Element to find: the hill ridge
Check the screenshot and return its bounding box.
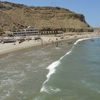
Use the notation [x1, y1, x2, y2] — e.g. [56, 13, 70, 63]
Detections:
[0, 1, 93, 33]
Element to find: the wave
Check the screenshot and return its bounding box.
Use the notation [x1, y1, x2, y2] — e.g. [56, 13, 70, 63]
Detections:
[40, 37, 100, 93]
[41, 86, 61, 94]
[40, 61, 60, 93]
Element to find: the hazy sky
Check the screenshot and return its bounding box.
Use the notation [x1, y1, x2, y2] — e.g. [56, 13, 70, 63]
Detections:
[1, 0, 100, 27]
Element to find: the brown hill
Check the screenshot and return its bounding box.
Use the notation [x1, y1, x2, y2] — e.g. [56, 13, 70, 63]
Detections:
[0, 1, 93, 32]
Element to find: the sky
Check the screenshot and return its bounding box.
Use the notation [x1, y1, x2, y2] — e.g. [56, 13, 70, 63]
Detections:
[1, 0, 100, 27]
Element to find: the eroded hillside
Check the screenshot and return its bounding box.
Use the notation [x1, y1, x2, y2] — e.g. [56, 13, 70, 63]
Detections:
[0, 1, 93, 32]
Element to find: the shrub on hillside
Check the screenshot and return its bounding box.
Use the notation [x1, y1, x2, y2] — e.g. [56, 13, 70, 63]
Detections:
[0, 28, 5, 36]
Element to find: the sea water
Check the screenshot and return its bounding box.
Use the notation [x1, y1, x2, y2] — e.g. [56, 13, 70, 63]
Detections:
[0, 38, 100, 100]
[36, 37, 100, 100]
[0, 42, 71, 100]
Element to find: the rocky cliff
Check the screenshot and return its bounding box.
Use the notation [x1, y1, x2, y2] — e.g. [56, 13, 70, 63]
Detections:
[0, 1, 93, 32]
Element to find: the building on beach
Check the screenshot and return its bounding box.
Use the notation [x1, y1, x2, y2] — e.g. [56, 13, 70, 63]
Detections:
[5, 26, 64, 37]
[13, 26, 40, 36]
[40, 28, 64, 35]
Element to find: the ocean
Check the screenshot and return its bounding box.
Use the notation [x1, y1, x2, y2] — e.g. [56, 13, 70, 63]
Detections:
[0, 38, 100, 100]
[36, 37, 100, 100]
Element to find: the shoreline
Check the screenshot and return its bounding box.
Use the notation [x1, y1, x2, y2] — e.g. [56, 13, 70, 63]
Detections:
[0, 32, 99, 57]
[0, 38, 72, 57]
[0, 36, 76, 99]
[0, 32, 100, 99]
[40, 35, 100, 93]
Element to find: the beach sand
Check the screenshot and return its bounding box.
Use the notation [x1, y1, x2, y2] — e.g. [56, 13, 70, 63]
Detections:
[0, 32, 98, 56]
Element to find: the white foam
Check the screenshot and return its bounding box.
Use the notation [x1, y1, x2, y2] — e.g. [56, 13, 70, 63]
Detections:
[40, 51, 72, 93]
[74, 37, 91, 45]
[6, 91, 10, 97]
[49, 87, 61, 93]
[55, 47, 61, 49]
[40, 86, 49, 93]
[47, 61, 60, 79]
[40, 61, 60, 93]
[74, 37, 100, 45]
[40, 37, 100, 93]
[60, 50, 71, 60]
[41, 86, 61, 94]
[19, 91, 23, 94]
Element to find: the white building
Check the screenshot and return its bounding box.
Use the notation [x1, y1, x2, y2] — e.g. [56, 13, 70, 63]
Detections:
[13, 26, 40, 36]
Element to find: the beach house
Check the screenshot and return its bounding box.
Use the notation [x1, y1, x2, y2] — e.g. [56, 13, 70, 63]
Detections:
[40, 28, 64, 35]
[13, 26, 40, 36]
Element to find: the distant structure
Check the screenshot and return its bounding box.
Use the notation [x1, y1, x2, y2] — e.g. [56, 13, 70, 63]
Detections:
[13, 26, 40, 36]
[4, 26, 64, 37]
[40, 28, 64, 35]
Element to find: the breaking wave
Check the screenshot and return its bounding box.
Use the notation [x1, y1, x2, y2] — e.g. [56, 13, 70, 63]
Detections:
[40, 37, 96, 93]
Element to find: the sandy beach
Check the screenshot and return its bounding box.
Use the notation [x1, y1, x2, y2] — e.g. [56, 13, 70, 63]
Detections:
[0, 32, 99, 56]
